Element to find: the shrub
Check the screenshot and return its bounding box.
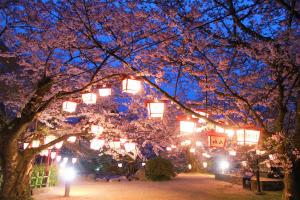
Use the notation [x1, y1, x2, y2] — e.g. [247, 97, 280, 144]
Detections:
[145, 157, 175, 181]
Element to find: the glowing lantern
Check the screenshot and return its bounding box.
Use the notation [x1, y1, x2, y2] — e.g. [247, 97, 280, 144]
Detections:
[180, 119, 197, 135]
[56, 155, 62, 162]
[109, 141, 121, 149]
[256, 149, 266, 155]
[118, 163, 123, 168]
[181, 139, 191, 146]
[91, 125, 104, 136]
[62, 101, 77, 113]
[122, 78, 142, 94]
[190, 148, 196, 153]
[72, 158, 77, 164]
[188, 164, 192, 170]
[196, 141, 202, 147]
[202, 152, 211, 158]
[63, 157, 68, 163]
[45, 135, 56, 149]
[225, 129, 235, 137]
[146, 101, 165, 119]
[67, 136, 77, 143]
[203, 162, 208, 168]
[32, 140, 40, 148]
[23, 143, 29, 149]
[90, 139, 105, 150]
[120, 138, 127, 143]
[229, 150, 236, 156]
[124, 142, 136, 152]
[55, 141, 63, 149]
[215, 126, 225, 133]
[50, 152, 56, 159]
[236, 128, 260, 146]
[40, 150, 48, 156]
[166, 147, 172, 151]
[98, 86, 112, 97]
[82, 93, 97, 104]
[142, 162, 146, 166]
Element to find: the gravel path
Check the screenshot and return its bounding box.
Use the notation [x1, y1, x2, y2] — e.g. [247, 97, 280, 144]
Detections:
[33, 173, 280, 200]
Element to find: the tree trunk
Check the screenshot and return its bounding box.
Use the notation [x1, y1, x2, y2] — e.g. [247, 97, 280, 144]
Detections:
[0, 137, 34, 200]
[283, 172, 293, 200]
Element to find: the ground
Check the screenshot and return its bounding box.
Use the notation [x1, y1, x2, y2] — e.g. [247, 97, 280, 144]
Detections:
[33, 173, 282, 200]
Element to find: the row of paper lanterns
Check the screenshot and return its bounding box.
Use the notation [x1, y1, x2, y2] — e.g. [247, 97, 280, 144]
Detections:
[90, 138, 136, 152]
[62, 78, 143, 113]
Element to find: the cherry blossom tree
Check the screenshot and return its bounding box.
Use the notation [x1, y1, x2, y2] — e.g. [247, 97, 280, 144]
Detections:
[0, 1, 299, 200]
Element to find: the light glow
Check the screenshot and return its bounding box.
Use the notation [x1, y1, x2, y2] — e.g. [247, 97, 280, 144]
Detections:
[203, 162, 208, 168]
[55, 141, 63, 149]
[91, 125, 104, 136]
[180, 120, 196, 134]
[67, 136, 77, 143]
[118, 163, 123, 168]
[236, 129, 260, 145]
[166, 147, 172, 151]
[122, 78, 141, 94]
[82, 93, 97, 104]
[98, 88, 112, 97]
[90, 139, 105, 150]
[60, 166, 76, 182]
[50, 152, 56, 159]
[147, 102, 165, 119]
[72, 158, 77, 164]
[62, 101, 77, 113]
[32, 140, 40, 148]
[124, 142, 136, 152]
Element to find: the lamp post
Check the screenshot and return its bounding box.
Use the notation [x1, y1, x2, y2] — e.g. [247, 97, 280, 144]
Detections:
[60, 166, 76, 197]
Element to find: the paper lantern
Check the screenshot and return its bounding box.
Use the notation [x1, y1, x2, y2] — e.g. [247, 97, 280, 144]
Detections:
[146, 101, 165, 119]
[63, 157, 68, 163]
[98, 87, 112, 97]
[91, 125, 104, 136]
[166, 147, 172, 151]
[142, 162, 146, 166]
[62, 101, 77, 113]
[203, 162, 208, 168]
[90, 139, 105, 150]
[118, 163, 123, 168]
[72, 158, 77, 164]
[236, 128, 260, 146]
[120, 138, 127, 143]
[180, 120, 197, 135]
[40, 150, 48, 156]
[55, 141, 63, 149]
[50, 152, 56, 159]
[122, 78, 141, 94]
[32, 140, 40, 148]
[229, 150, 236, 156]
[23, 143, 29, 149]
[67, 136, 77, 143]
[82, 93, 97, 104]
[109, 141, 121, 149]
[180, 139, 191, 146]
[196, 141, 202, 146]
[225, 129, 235, 137]
[188, 164, 192, 170]
[202, 152, 211, 158]
[45, 135, 56, 149]
[190, 148, 196, 153]
[56, 155, 62, 162]
[124, 142, 136, 152]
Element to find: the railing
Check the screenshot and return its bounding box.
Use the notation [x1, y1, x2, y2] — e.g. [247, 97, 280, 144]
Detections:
[30, 170, 51, 188]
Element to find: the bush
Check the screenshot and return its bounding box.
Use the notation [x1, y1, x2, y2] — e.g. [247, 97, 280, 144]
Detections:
[145, 157, 175, 181]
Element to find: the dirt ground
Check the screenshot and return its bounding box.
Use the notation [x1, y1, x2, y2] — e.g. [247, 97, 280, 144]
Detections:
[33, 173, 281, 200]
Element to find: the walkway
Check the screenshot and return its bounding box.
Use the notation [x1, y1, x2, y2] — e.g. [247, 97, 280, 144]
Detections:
[33, 173, 281, 200]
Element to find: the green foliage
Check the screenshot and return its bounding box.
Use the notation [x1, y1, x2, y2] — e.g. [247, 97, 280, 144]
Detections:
[145, 157, 175, 181]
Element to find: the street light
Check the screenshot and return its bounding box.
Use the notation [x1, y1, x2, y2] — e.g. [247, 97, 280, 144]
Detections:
[60, 166, 76, 197]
